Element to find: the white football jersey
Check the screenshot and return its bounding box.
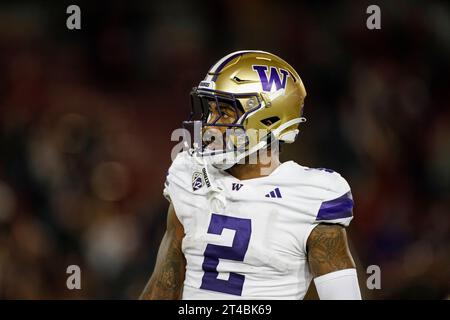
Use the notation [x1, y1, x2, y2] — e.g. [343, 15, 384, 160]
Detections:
[163, 151, 354, 300]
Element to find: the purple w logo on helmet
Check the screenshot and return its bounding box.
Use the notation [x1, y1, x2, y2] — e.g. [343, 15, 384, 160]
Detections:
[252, 65, 290, 92]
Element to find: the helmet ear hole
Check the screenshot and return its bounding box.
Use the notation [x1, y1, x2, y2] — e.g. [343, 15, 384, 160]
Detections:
[261, 116, 280, 127]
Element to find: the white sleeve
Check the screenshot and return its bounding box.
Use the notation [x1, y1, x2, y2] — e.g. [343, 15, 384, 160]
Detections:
[314, 268, 362, 300]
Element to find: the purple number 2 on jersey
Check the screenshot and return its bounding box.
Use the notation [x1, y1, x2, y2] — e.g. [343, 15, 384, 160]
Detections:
[200, 214, 251, 296]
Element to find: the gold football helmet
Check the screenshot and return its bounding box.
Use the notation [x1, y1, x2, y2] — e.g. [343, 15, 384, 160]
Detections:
[184, 50, 307, 168]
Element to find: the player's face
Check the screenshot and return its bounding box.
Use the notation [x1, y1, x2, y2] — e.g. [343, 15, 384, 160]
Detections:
[206, 101, 241, 126]
[203, 101, 242, 151]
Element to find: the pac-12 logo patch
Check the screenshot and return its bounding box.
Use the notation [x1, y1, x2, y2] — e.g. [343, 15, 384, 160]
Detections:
[192, 172, 204, 191]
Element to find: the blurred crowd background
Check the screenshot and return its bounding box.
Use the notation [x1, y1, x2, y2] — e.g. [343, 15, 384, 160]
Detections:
[0, 0, 448, 299]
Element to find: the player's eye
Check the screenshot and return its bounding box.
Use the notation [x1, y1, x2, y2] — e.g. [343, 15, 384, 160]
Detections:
[221, 106, 235, 116]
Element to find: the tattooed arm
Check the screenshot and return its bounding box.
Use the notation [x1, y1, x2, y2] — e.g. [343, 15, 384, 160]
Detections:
[307, 223, 355, 276]
[306, 223, 361, 299]
[140, 203, 186, 300]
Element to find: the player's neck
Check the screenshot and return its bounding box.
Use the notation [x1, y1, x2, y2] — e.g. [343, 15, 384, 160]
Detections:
[227, 149, 281, 180]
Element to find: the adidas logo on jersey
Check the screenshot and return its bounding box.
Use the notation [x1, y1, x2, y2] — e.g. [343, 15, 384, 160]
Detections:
[265, 187, 282, 198]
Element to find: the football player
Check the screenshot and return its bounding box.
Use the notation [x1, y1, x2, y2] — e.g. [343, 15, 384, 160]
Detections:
[140, 51, 362, 300]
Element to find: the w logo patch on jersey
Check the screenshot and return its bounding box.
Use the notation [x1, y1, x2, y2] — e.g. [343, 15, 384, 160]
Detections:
[192, 172, 204, 191]
[265, 187, 282, 198]
[232, 183, 243, 191]
[252, 65, 290, 92]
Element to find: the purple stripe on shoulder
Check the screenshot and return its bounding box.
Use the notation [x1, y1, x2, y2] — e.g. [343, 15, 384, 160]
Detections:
[316, 191, 354, 221]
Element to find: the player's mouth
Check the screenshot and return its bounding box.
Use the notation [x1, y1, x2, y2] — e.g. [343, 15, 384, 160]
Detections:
[202, 129, 226, 151]
[202, 125, 248, 151]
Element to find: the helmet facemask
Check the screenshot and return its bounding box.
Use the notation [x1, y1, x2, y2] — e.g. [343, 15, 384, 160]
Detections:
[183, 87, 270, 169]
